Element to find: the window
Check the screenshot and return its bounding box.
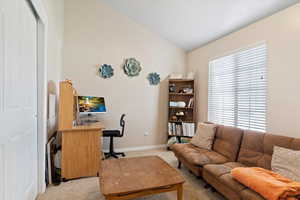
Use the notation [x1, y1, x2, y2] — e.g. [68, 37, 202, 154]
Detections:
[208, 44, 267, 132]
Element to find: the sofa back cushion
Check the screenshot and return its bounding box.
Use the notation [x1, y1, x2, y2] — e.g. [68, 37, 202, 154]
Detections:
[212, 125, 243, 161]
[237, 130, 300, 169]
[190, 123, 217, 150]
[271, 146, 300, 182]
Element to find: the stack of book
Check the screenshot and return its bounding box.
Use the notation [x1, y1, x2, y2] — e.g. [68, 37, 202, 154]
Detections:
[182, 123, 195, 137]
[168, 122, 195, 137]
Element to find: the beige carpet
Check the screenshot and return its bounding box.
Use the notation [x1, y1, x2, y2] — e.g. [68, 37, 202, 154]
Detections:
[38, 149, 224, 200]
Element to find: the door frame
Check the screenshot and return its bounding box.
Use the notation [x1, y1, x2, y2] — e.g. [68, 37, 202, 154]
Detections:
[27, 0, 48, 194]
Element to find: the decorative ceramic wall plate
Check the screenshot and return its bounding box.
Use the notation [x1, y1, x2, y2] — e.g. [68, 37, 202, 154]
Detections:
[123, 58, 142, 77]
[99, 64, 114, 79]
[147, 72, 160, 85]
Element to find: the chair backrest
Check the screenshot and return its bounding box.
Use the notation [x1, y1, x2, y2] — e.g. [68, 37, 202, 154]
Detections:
[120, 114, 126, 136]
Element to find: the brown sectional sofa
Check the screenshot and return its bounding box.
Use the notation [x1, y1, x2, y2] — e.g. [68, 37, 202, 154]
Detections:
[171, 125, 300, 200]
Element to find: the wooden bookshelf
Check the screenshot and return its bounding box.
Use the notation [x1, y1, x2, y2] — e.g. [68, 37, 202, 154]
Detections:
[168, 79, 196, 142]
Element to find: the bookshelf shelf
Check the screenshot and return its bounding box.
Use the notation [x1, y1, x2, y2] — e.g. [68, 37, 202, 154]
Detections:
[168, 79, 196, 140]
[169, 107, 193, 110]
[169, 120, 194, 123]
[169, 79, 194, 83]
[168, 135, 193, 138]
[169, 93, 194, 96]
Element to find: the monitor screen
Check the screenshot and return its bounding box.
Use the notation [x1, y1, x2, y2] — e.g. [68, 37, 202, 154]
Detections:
[78, 96, 106, 113]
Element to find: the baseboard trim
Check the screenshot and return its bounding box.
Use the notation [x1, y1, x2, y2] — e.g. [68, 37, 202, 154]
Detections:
[103, 144, 167, 153]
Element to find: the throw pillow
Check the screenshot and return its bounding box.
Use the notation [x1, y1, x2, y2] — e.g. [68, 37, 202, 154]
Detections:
[190, 122, 217, 150]
[271, 146, 300, 182]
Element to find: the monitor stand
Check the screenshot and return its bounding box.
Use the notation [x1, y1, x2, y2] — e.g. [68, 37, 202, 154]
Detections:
[79, 113, 99, 125]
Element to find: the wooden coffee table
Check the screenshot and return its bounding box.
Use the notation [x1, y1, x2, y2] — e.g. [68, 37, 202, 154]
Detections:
[99, 156, 185, 200]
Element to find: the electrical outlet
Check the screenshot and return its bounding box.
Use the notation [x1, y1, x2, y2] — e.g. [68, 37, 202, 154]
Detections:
[144, 132, 149, 136]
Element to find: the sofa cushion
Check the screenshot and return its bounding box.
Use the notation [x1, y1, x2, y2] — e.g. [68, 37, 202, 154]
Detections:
[239, 189, 265, 200]
[212, 125, 243, 161]
[238, 130, 300, 169]
[271, 146, 300, 182]
[171, 143, 228, 166]
[204, 162, 246, 177]
[172, 143, 206, 157]
[190, 123, 217, 150]
[204, 162, 247, 192]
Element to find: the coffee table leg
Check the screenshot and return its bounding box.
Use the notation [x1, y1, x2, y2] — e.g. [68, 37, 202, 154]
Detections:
[177, 184, 183, 200]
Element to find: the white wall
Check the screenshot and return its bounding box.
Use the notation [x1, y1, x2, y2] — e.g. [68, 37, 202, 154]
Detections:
[43, 0, 64, 90]
[188, 4, 300, 137]
[63, 0, 186, 149]
[42, 0, 64, 136]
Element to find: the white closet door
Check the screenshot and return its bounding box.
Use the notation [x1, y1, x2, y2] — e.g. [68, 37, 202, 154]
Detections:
[0, 0, 38, 199]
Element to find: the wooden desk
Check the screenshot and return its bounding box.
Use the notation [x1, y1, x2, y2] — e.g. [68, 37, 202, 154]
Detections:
[60, 122, 104, 180]
[58, 81, 105, 180]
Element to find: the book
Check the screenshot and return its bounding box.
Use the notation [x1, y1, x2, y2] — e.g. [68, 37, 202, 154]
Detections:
[188, 98, 194, 107]
[176, 124, 180, 136]
[168, 123, 172, 135]
[182, 123, 186, 136]
[172, 123, 176, 135]
[189, 123, 195, 137]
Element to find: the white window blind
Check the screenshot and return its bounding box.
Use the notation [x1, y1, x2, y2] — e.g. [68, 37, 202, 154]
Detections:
[208, 44, 267, 132]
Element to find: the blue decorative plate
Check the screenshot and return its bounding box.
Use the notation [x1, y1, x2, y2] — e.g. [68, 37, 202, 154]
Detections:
[99, 64, 114, 79]
[123, 58, 142, 77]
[147, 72, 160, 85]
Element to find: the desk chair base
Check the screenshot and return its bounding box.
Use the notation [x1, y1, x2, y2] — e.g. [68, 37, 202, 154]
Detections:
[104, 135, 126, 159]
[104, 152, 125, 159]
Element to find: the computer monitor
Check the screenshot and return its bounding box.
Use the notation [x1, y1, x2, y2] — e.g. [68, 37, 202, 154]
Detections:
[78, 96, 106, 113]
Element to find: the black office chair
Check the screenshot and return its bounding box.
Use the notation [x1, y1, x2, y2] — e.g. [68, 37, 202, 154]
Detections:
[103, 114, 126, 159]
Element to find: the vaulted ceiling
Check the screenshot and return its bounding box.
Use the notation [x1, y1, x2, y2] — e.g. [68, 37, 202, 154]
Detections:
[100, 0, 300, 51]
